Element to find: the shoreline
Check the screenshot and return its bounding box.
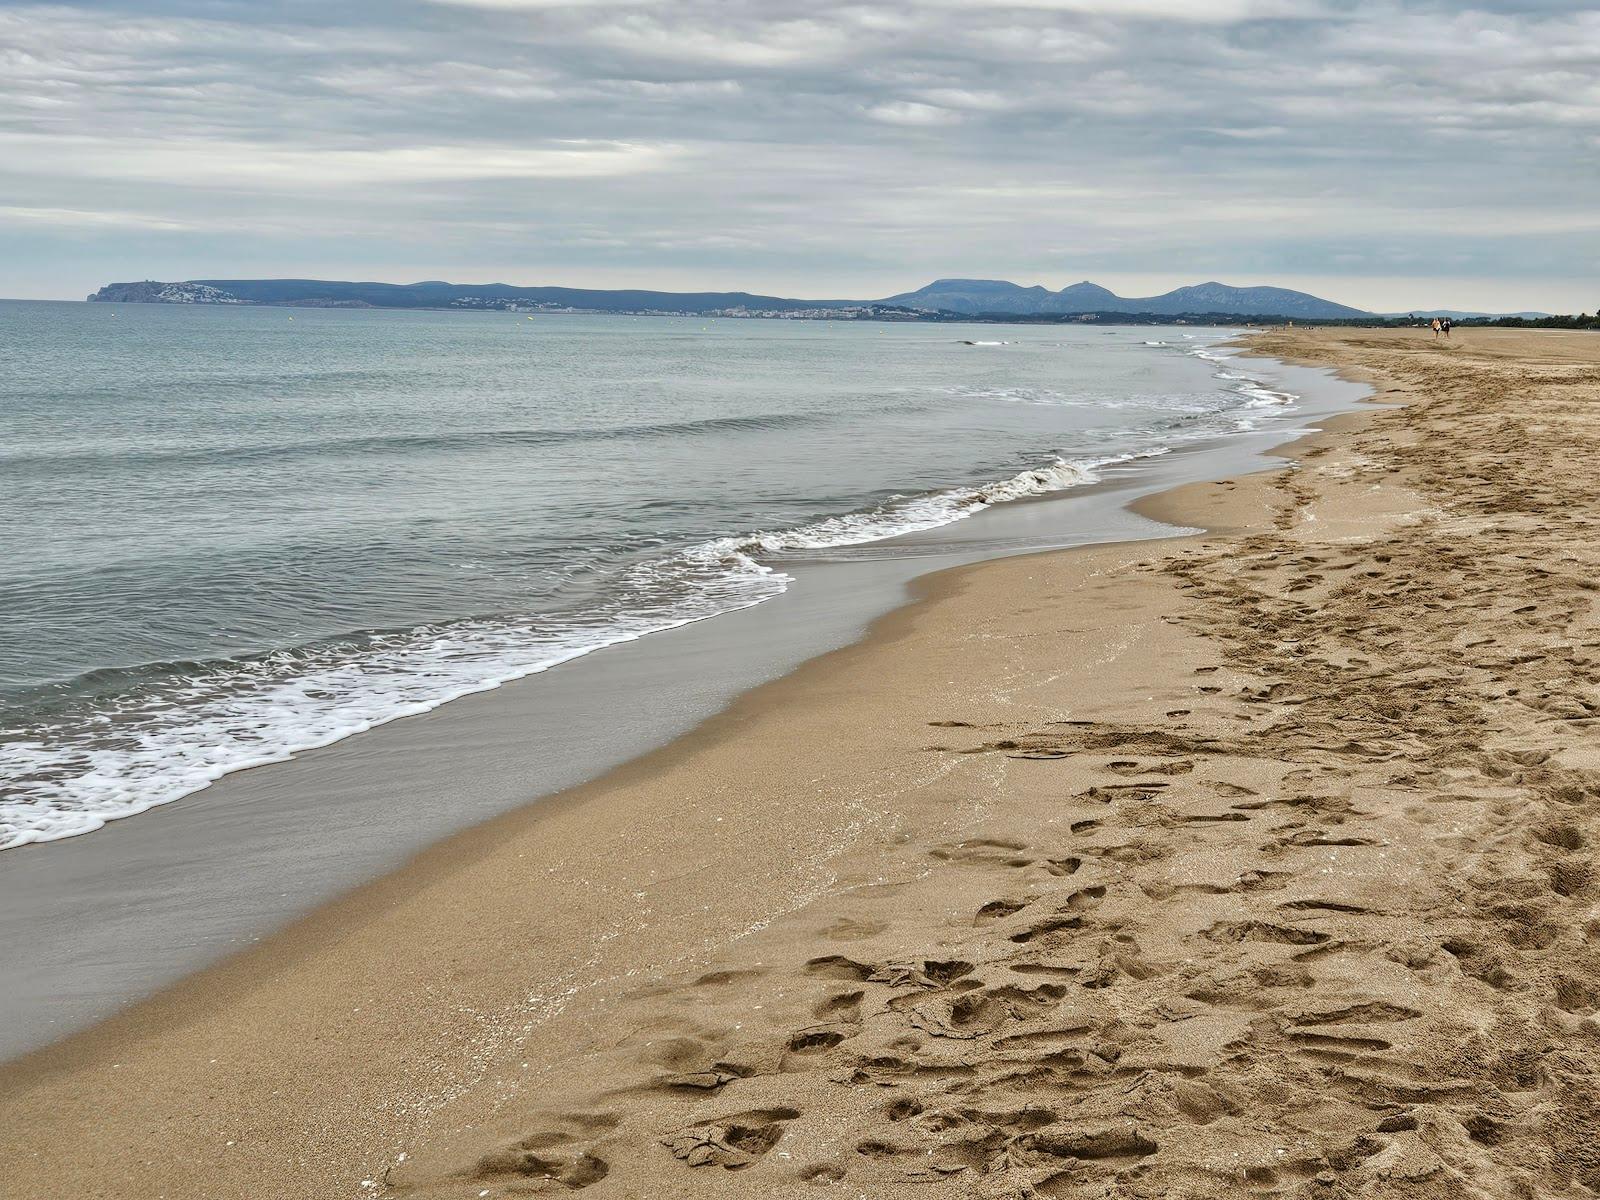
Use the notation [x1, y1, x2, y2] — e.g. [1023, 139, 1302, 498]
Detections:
[1, 392, 1356, 1059]
[0, 323, 1279, 858]
[0, 344, 1367, 1063]
[0, 338, 1377, 1186]
[11, 328, 1598, 1198]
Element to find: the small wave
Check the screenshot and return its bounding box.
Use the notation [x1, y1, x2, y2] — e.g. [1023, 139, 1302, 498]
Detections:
[1, 332, 1309, 851]
[0, 410, 839, 472]
[0, 573, 781, 849]
[941, 384, 1076, 407]
[1183, 341, 1300, 431]
[0, 445, 1136, 850]
[700, 448, 1164, 566]
[958, 339, 1014, 346]
[940, 383, 1225, 418]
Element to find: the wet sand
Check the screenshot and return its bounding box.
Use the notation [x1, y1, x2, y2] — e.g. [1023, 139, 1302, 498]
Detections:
[5, 328, 1600, 1198]
[0, 355, 1363, 1063]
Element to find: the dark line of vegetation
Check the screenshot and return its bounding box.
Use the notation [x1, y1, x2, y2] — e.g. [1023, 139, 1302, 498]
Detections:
[1459, 314, 1599, 330]
[946, 311, 1599, 329]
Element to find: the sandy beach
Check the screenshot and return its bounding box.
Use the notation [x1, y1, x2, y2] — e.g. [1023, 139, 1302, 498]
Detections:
[4, 327, 1599, 1198]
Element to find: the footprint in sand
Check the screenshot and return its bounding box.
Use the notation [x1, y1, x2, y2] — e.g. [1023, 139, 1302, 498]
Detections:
[1078, 782, 1170, 804]
[653, 1062, 754, 1095]
[812, 990, 863, 1019]
[473, 1114, 620, 1190]
[662, 1107, 803, 1169]
[1064, 885, 1107, 911]
[781, 1026, 852, 1071]
[929, 839, 1035, 868]
[821, 916, 889, 942]
[799, 1163, 847, 1184]
[1202, 920, 1331, 946]
[1105, 759, 1196, 777]
[1042, 856, 1083, 876]
[1010, 915, 1085, 944]
[805, 954, 974, 990]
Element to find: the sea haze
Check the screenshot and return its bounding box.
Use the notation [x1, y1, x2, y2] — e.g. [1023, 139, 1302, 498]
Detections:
[0, 303, 1291, 848]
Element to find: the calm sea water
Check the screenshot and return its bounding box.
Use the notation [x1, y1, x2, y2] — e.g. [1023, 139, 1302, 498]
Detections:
[0, 302, 1289, 848]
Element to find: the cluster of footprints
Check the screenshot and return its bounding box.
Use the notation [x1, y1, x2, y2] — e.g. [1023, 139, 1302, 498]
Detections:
[404, 337, 1600, 1199]
[435, 741, 1595, 1197]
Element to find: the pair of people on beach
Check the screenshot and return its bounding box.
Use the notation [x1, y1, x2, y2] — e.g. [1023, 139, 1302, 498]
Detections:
[1431, 317, 1452, 338]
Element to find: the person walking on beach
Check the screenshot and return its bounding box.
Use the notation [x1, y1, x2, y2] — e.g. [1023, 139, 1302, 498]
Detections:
[1442, 317, 1452, 337]
[1431, 317, 1442, 338]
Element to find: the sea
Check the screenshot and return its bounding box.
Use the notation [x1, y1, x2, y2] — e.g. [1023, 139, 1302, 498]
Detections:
[0, 301, 1294, 850]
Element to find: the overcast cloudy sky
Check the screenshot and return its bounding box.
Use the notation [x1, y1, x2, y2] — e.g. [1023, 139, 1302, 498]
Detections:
[2, 1, 1596, 311]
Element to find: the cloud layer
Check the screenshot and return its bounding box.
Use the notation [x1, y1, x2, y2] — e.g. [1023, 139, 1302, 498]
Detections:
[2, 1, 1596, 309]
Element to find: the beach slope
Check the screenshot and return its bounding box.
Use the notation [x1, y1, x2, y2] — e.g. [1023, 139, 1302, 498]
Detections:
[3, 328, 1599, 1199]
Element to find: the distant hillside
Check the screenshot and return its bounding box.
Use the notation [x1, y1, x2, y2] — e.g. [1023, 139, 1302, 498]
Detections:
[88, 275, 1375, 320]
[882, 278, 1369, 318]
[87, 279, 886, 317]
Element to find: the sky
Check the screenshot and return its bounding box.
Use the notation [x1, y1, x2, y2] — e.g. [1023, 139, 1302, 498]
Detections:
[1, 1, 1596, 312]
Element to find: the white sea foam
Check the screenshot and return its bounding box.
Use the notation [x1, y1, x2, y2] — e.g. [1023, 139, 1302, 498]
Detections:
[1181, 341, 1297, 429]
[940, 384, 1078, 407]
[0, 331, 1306, 851]
[703, 450, 1160, 565]
[0, 604, 765, 848]
[0, 449, 1136, 850]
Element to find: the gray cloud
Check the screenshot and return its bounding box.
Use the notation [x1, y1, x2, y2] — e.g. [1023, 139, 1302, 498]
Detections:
[1, 0, 1595, 310]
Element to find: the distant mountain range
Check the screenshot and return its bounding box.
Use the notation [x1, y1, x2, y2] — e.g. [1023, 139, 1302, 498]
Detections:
[882, 278, 1367, 318]
[88, 275, 1373, 319]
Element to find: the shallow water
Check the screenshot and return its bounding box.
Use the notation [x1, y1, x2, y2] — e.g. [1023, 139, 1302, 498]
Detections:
[1, 304, 1288, 847]
[0, 321, 1371, 1060]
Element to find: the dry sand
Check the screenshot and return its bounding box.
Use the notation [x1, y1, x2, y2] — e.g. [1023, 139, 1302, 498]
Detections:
[3, 328, 1599, 1199]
